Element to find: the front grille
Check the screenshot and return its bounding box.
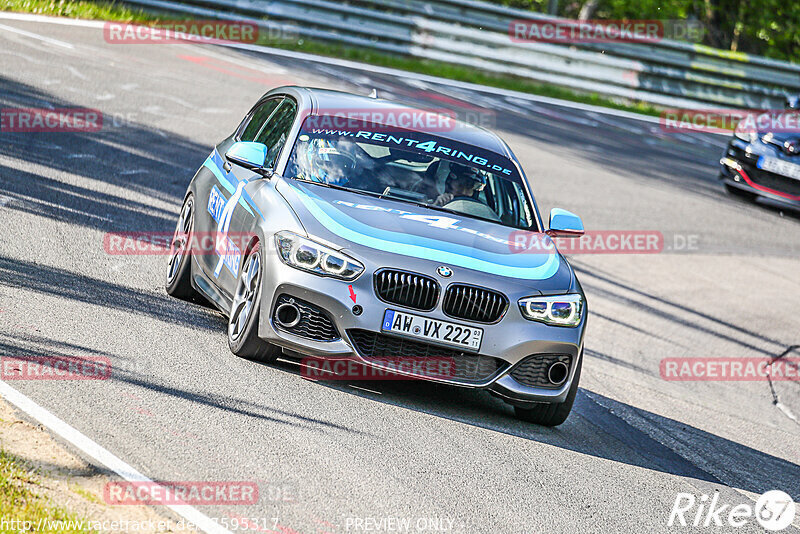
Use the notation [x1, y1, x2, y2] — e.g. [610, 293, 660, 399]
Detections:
[442, 284, 508, 323]
[347, 329, 507, 383]
[742, 162, 800, 196]
[510, 354, 571, 389]
[374, 269, 440, 311]
[273, 294, 340, 341]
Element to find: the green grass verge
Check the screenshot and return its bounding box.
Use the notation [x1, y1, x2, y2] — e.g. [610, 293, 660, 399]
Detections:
[1, 0, 155, 23]
[1, 0, 663, 118]
[0, 449, 90, 533]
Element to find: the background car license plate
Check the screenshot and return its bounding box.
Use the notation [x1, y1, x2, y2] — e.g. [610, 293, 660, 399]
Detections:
[757, 156, 800, 181]
[381, 310, 482, 351]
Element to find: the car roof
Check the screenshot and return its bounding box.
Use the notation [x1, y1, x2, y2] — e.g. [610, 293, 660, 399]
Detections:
[263, 86, 513, 159]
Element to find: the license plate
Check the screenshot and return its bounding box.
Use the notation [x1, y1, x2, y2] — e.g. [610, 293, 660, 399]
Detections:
[757, 156, 800, 181]
[381, 310, 483, 351]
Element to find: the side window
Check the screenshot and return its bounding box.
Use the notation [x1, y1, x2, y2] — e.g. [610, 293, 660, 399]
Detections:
[508, 181, 534, 228]
[239, 99, 280, 142]
[253, 99, 297, 169]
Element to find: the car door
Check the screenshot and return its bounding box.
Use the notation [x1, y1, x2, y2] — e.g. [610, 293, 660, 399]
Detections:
[205, 97, 298, 301]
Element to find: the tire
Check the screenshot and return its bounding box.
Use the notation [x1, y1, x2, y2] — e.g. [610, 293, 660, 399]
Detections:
[166, 195, 201, 300]
[227, 243, 281, 363]
[724, 183, 757, 202]
[514, 354, 582, 427]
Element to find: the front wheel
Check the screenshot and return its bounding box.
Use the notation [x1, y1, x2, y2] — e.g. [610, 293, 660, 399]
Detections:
[228, 243, 281, 363]
[514, 355, 582, 427]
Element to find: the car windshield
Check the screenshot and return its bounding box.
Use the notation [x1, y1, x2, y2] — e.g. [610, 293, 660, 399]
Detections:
[284, 117, 537, 230]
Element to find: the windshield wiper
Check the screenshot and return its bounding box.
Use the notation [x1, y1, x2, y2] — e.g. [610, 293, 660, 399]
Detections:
[295, 178, 394, 201]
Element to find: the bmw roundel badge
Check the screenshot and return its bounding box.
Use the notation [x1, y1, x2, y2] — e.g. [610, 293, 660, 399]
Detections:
[437, 266, 453, 277]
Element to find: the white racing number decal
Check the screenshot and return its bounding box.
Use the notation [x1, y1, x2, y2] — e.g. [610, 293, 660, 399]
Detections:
[331, 201, 519, 247]
[207, 184, 243, 277]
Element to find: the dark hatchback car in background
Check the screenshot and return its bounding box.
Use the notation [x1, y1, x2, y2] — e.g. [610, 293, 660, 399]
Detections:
[719, 95, 800, 209]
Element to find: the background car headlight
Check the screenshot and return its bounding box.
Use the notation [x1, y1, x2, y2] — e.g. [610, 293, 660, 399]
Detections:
[275, 231, 363, 280]
[518, 294, 583, 327]
[734, 129, 757, 142]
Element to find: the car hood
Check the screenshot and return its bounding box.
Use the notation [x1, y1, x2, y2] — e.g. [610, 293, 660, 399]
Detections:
[276, 179, 573, 288]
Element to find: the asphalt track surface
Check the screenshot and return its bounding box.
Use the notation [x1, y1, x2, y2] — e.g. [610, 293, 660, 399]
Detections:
[0, 14, 799, 534]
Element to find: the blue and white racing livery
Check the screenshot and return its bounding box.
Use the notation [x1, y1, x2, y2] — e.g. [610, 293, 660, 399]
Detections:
[167, 86, 588, 426]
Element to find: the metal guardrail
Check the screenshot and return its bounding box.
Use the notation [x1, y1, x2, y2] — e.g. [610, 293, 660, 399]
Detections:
[122, 0, 800, 110]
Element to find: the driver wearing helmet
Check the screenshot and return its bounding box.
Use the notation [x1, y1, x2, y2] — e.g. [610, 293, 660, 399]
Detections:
[295, 138, 357, 186]
[432, 165, 487, 206]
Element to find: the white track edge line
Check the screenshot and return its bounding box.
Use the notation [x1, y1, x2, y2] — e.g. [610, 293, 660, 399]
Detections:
[0, 21, 74, 48]
[0, 380, 234, 534]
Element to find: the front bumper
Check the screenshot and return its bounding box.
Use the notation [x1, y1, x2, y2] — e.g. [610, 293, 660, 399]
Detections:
[257, 255, 586, 405]
[720, 140, 800, 209]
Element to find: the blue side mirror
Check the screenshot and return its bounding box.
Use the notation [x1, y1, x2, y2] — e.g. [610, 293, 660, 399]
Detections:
[225, 141, 268, 171]
[546, 208, 584, 238]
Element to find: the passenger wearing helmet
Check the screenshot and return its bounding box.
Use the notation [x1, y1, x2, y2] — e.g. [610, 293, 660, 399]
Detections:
[432, 165, 486, 206]
[295, 138, 357, 186]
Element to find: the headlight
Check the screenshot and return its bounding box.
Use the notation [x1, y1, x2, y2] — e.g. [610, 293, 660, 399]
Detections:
[734, 129, 757, 142]
[518, 294, 583, 327]
[275, 231, 363, 281]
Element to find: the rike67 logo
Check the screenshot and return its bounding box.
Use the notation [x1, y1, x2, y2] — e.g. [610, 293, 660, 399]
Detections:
[668, 490, 796, 531]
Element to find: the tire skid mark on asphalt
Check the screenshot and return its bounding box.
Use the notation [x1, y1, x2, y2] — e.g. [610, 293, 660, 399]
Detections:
[584, 348, 655, 377]
[106, 361, 374, 438]
[0, 193, 17, 208]
[590, 310, 682, 346]
[0, 258, 224, 332]
[0, 86, 56, 108]
[578, 390, 722, 485]
[572, 262, 789, 355]
[582, 390, 800, 505]
[580, 287, 781, 358]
